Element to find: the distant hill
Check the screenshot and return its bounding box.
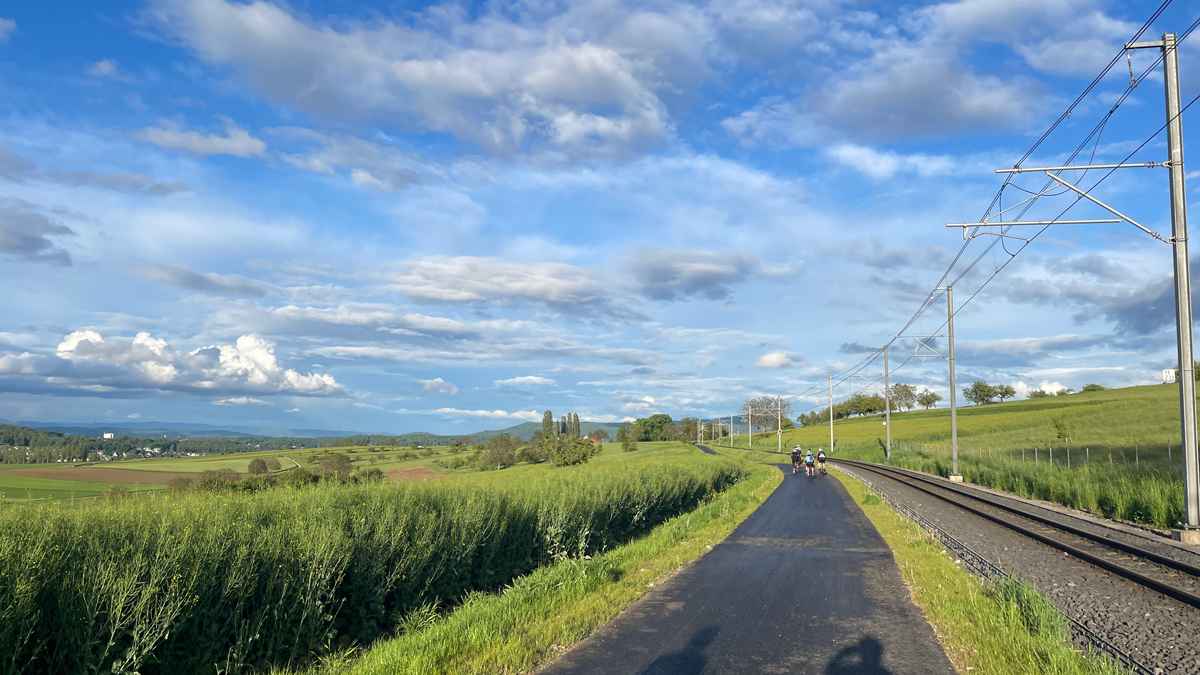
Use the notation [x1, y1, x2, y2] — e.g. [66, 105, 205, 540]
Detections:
[0, 419, 626, 443]
[471, 421, 624, 442]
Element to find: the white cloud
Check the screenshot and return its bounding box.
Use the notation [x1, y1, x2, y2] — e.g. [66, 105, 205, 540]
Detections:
[1012, 380, 1069, 398]
[147, 0, 671, 156]
[432, 408, 542, 421]
[285, 407, 300, 412]
[127, 413, 141, 418]
[138, 118, 268, 157]
[53, 331, 343, 396]
[350, 169, 386, 188]
[86, 59, 120, 78]
[826, 144, 955, 179]
[417, 377, 459, 396]
[0, 18, 17, 43]
[755, 350, 801, 369]
[495, 375, 555, 387]
[352, 402, 382, 409]
[213, 396, 271, 405]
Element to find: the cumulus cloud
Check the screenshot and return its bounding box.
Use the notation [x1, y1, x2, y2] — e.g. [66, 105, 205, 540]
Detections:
[826, 144, 956, 179]
[49, 331, 343, 397]
[417, 378, 459, 396]
[1012, 380, 1069, 398]
[135, 263, 275, 297]
[432, 408, 542, 421]
[754, 350, 802, 369]
[0, 198, 74, 266]
[495, 375, 554, 387]
[138, 118, 267, 157]
[625, 247, 763, 301]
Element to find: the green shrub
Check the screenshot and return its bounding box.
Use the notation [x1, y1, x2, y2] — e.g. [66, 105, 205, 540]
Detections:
[0, 458, 745, 674]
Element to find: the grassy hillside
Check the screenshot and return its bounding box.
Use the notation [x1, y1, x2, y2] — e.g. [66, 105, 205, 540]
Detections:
[769, 383, 1188, 470]
[715, 383, 1193, 529]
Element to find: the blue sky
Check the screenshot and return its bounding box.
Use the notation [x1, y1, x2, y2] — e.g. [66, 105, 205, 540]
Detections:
[0, 0, 1197, 433]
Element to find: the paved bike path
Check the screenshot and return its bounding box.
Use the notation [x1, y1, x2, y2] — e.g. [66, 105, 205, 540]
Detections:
[539, 466, 953, 675]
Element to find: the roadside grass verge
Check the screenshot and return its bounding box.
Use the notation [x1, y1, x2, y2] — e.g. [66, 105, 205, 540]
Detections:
[300, 462, 783, 675]
[832, 468, 1125, 675]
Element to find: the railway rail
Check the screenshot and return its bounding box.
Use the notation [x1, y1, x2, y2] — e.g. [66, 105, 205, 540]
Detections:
[833, 458, 1200, 611]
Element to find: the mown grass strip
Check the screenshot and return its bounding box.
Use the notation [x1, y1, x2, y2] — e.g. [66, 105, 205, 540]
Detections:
[831, 468, 1126, 675]
[306, 462, 782, 675]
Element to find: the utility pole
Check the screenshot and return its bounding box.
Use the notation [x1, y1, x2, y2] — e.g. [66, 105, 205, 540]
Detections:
[883, 345, 891, 461]
[828, 374, 834, 454]
[1160, 33, 1200, 540]
[948, 35, 1195, 537]
[946, 286, 960, 481]
[898, 286, 959, 479]
[777, 395, 782, 452]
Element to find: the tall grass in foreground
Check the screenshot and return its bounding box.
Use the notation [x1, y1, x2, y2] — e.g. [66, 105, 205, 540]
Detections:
[836, 444, 1184, 529]
[0, 458, 745, 675]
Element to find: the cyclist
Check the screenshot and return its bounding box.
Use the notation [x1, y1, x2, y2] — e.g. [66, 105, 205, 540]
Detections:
[804, 449, 816, 478]
[790, 446, 802, 475]
[817, 448, 827, 475]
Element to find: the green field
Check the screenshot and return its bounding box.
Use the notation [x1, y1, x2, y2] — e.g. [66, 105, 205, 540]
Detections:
[721, 383, 1191, 529]
[0, 441, 744, 674]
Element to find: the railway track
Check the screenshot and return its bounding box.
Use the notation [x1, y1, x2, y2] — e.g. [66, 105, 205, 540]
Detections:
[833, 459, 1200, 611]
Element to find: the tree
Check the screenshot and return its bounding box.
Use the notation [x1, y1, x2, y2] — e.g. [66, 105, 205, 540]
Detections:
[616, 423, 630, 443]
[994, 384, 1017, 403]
[547, 435, 593, 466]
[542, 410, 554, 438]
[483, 433, 516, 469]
[318, 453, 354, 481]
[247, 458, 269, 475]
[265, 457, 281, 471]
[678, 418, 699, 442]
[633, 413, 675, 441]
[962, 380, 997, 405]
[587, 428, 610, 441]
[916, 389, 943, 410]
[622, 436, 639, 453]
[1028, 389, 1050, 399]
[1081, 383, 1106, 392]
[1056, 387, 1075, 396]
[888, 383, 918, 411]
[740, 396, 792, 434]
[560, 415, 568, 436]
[572, 413, 581, 437]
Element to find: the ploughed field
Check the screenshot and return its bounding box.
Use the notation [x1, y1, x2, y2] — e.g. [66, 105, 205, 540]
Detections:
[0, 442, 746, 674]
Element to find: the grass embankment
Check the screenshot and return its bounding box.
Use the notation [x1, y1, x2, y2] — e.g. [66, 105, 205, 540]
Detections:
[725, 384, 1187, 529]
[0, 454, 746, 674]
[309, 461, 782, 675]
[832, 469, 1124, 675]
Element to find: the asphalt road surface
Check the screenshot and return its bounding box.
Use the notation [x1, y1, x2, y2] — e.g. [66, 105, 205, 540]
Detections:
[539, 465, 953, 675]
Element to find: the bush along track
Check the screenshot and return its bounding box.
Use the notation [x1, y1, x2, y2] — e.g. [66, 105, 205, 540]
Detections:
[0, 458, 747, 675]
[305, 461, 782, 675]
[832, 469, 1126, 675]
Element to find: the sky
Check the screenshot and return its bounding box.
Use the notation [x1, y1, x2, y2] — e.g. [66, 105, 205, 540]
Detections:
[0, 0, 1198, 434]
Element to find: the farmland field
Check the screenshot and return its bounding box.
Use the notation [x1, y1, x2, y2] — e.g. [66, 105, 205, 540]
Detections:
[0, 442, 745, 674]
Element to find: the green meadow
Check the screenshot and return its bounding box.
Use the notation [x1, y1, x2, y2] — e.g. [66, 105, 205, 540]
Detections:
[722, 383, 1192, 529]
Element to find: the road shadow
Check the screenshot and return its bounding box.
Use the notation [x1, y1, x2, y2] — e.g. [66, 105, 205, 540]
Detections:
[637, 625, 719, 675]
[826, 637, 893, 675]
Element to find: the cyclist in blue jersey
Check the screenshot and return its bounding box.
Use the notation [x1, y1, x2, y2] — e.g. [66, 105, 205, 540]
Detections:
[804, 449, 816, 479]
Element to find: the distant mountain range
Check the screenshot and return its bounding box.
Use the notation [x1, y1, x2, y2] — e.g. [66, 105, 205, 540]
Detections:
[0, 419, 626, 442]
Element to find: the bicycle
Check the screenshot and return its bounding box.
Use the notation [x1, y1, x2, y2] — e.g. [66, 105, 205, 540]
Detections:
[792, 461, 799, 476]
